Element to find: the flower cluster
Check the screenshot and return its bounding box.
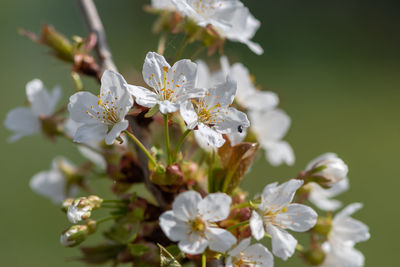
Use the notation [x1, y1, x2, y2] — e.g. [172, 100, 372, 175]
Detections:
[4, 1, 370, 266]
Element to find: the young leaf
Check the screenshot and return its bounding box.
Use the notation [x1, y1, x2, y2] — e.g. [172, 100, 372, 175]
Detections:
[159, 244, 182, 267]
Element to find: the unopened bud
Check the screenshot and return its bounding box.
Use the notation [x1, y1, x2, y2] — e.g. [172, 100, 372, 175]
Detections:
[304, 247, 326, 265]
[88, 195, 103, 209]
[60, 225, 89, 247]
[306, 153, 348, 186]
[61, 198, 74, 212]
[67, 197, 92, 223]
[86, 220, 97, 234]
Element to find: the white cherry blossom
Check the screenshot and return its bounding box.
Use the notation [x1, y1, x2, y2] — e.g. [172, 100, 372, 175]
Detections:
[250, 110, 295, 166]
[4, 79, 61, 142]
[128, 52, 203, 114]
[306, 153, 348, 185]
[321, 203, 370, 267]
[225, 238, 274, 267]
[68, 70, 133, 145]
[159, 190, 237, 255]
[180, 76, 250, 148]
[30, 157, 79, 204]
[307, 177, 349, 211]
[250, 179, 317, 260]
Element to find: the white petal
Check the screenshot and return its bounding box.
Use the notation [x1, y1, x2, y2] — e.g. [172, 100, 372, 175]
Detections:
[244, 40, 264, 55]
[245, 90, 279, 111]
[195, 123, 225, 148]
[4, 107, 40, 142]
[205, 76, 237, 108]
[172, 190, 201, 221]
[214, 107, 250, 134]
[198, 193, 231, 222]
[170, 59, 198, 95]
[26, 79, 54, 116]
[206, 227, 237, 253]
[250, 109, 291, 143]
[228, 238, 251, 257]
[74, 123, 108, 144]
[180, 101, 198, 129]
[266, 224, 297, 260]
[250, 211, 265, 240]
[127, 85, 158, 108]
[334, 203, 363, 222]
[68, 91, 103, 124]
[308, 180, 349, 211]
[105, 120, 129, 145]
[78, 146, 106, 169]
[178, 233, 208, 255]
[176, 87, 206, 103]
[159, 100, 179, 114]
[276, 203, 318, 232]
[263, 141, 295, 166]
[262, 179, 303, 208]
[159, 210, 190, 242]
[142, 52, 170, 92]
[322, 242, 365, 267]
[195, 60, 211, 89]
[306, 153, 338, 171]
[226, 129, 246, 146]
[243, 243, 274, 267]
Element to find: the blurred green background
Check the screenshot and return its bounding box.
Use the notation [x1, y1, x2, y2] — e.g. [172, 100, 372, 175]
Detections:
[0, 0, 399, 266]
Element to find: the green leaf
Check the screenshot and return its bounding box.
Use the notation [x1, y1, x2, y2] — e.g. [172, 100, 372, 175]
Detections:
[145, 104, 159, 118]
[159, 244, 182, 267]
[128, 244, 149, 256]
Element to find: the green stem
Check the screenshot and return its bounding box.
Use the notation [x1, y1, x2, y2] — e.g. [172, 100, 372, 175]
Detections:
[157, 33, 167, 55]
[202, 252, 206, 267]
[124, 130, 158, 167]
[164, 115, 172, 165]
[231, 202, 252, 210]
[191, 45, 205, 60]
[172, 129, 191, 162]
[226, 220, 249, 231]
[207, 151, 215, 193]
[96, 216, 118, 225]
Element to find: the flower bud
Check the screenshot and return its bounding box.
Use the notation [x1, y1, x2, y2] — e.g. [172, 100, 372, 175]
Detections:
[60, 225, 89, 247]
[61, 198, 74, 212]
[67, 197, 92, 223]
[88, 195, 103, 209]
[306, 153, 348, 186]
[304, 247, 326, 265]
[313, 217, 332, 236]
[86, 220, 97, 234]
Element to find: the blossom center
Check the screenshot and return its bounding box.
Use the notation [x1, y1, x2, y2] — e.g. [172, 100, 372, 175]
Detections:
[85, 91, 122, 125]
[193, 0, 221, 16]
[232, 253, 257, 267]
[195, 98, 223, 126]
[188, 216, 207, 236]
[263, 205, 288, 226]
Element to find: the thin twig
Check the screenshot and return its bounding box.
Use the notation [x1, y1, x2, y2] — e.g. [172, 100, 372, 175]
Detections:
[76, 0, 117, 73]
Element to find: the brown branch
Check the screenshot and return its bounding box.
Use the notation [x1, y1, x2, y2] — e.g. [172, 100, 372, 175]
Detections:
[76, 0, 168, 209]
[76, 0, 117, 73]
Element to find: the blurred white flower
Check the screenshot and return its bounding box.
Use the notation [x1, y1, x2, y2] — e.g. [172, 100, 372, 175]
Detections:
[159, 190, 237, 255]
[67, 198, 92, 223]
[151, 0, 176, 10]
[4, 79, 61, 142]
[306, 153, 348, 185]
[68, 70, 133, 145]
[181, 77, 250, 148]
[225, 238, 274, 267]
[307, 177, 349, 211]
[250, 110, 295, 166]
[172, 0, 262, 54]
[219, 56, 278, 111]
[128, 52, 202, 114]
[250, 179, 317, 260]
[321, 203, 370, 267]
[30, 157, 79, 204]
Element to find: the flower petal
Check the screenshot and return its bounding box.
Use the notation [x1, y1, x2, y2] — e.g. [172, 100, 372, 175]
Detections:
[262, 179, 303, 208]
[263, 141, 295, 166]
[195, 123, 225, 148]
[68, 91, 103, 124]
[26, 79, 55, 116]
[276, 203, 318, 232]
[105, 120, 129, 145]
[159, 100, 180, 114]
[228, 237, 251, 257]
[169, 59, 197, 95]
[128, 85, 158, 108]
[266, 224, 297, 260]
[172, 190, 201, 221]
[243, 243, 274, 267]
[178, 233, 208, 255]
[159, 210, 190, 242]
[250, 109, 291, 143]
[4, 107, 40, 142]
[213, 107, 250, 134]
[250, 210, 265, 240]
[205, 76, 237, 108]
[206, 227, 237, 253]
[142, 52, 171, 92]
[74, 123, 108, 144]
[198, 193, 231, 222]
[180, 101, 198, 129]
